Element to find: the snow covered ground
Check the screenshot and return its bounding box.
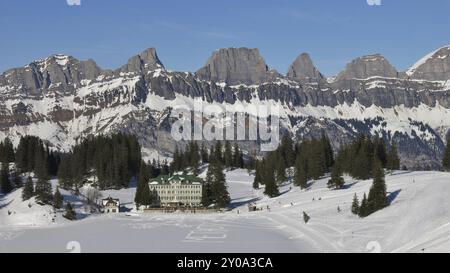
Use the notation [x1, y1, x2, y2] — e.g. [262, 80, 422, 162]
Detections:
[1, 169, 450, 252]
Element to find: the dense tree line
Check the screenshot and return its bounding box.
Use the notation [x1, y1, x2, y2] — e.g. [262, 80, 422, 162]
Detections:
[253, 134, 334, 196]
[57, 134, 141, 189]
[254, 133, 400, 199]
[335, 135, 400, 181]
[171, 141, 244, 175]
[294, 134, 334, 189]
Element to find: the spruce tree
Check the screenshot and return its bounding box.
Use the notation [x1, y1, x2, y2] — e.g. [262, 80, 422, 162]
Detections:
[263, 161, 279, 198]
[253, 161, 262, 189]
[0, 161, 12, 194]
[134, 161, 152, 208]
[327, 164, 345, 190]
[22, 176, 34, 201]
[233, 143, 240, 168]
[308, 139, 326, 180]
[201, 144, 209, 164]
[351, 193, 360, 215]
[211, 160, 230, 208]
[53, 187, 64, 209]
[214, 141, 223, 163]
[63, 202, 77, 220]
[35, 177, 53, 205]
[294, 155, 308, 189]
[321, 134, 334, 172]
[443, 139, 450, 171]
[0, 138, 15, 163]
[275, 153, 286, 184]
[386, 141, 400, 170]
[202, 164, 215, 207]
[368, 159, 389, 214]
[224, 141, 233, 168]
[358, 193, 368, 217]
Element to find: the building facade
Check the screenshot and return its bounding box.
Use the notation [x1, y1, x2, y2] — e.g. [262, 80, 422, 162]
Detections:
[148, 175, 203, 207]
[102, 196, 120, 213]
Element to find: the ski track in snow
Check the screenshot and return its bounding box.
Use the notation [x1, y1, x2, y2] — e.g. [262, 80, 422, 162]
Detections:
[1, 169, 450, 252]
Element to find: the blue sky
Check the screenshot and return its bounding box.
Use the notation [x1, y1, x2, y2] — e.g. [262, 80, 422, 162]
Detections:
[1, 0, 449, 76]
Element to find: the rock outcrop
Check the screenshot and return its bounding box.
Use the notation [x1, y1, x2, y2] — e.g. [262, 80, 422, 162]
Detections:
[407, 46, 450, 81]
[287, 53, 325, 83]
[335, 54, 398, 81]
[196, 47, 278, 85]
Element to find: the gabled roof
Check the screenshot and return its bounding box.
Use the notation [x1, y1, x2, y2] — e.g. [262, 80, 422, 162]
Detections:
[102, 196, 119, 206]
[149, 175, 203, 185]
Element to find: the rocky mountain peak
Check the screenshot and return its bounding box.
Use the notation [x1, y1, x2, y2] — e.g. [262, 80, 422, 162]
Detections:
[287, 53, 325, 82]
[336, 54, 398, 81]
[407, 46, 450, 81]
[119, 48, 164, 74]
[196, 47, 276, 85]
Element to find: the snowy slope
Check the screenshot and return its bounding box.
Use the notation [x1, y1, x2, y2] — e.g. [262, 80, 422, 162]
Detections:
[1, 169, 450, 252]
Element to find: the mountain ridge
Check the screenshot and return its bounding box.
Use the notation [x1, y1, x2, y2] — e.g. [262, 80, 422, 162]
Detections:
[0, 46, 450, 169]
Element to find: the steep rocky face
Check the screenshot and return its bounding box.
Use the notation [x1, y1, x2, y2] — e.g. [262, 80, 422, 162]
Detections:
[335, 54, 398, 81]
[0, 47, 450, 169]
[287, 53, 325, 83]
[196, 47, 278, 85]
[118, 48, 164, 74]
[407, 46, 450, 81]
[0, 55, 105, 96]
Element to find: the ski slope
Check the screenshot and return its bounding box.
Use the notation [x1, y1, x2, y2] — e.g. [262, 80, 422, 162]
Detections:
[1, 169, 450, 252]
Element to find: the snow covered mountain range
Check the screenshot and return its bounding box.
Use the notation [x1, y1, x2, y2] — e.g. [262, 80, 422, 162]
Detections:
[1, 46, 450, 168]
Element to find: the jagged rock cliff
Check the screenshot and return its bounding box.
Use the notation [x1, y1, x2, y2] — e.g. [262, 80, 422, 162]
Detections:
[0, 46, 449, 169]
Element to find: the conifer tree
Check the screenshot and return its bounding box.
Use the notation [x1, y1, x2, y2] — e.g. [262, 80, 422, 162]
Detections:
[35, 177, 52, 205]
[368, 158, 389, 214]
[211, 160, 230, 207]
[351, 193, 360, 215]
[294, 154, 308, 189]
[22, 176, 34, 201]
[327, 164, 345, 190]
[253, 160, 262, 189]
[373, 136, 387, 167]
[214, 141, 223, 163]
[321, 134, 334, 172]
[386, 141, 400, 170]
[134, 161, 152, 208]
[224, 141, 233, 168]
[189, 142, 201, 175]
[358, 193, 368, 217]
[203, 159, 230, 208]
[263, 161, 279, 198]
[0, 138, 15, 163]
[275, 153, 286, 184]
[202, 165, 215, 207]
[0, 161, 12, 194]
[308, 139, 326, 180]
[53, 187, 64, 209]
[201, 144, 209, 164]
[443, 139, 450, 171]
[233, 143, 241, 168]
[280, 134, 295, 167]
[63, 202, 77, 220]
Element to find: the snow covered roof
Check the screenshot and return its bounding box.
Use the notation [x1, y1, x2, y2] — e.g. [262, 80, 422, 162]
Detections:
[149, 175, 203, 185]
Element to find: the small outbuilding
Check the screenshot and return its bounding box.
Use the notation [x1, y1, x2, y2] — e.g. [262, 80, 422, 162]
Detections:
[102, 196, 120, 213]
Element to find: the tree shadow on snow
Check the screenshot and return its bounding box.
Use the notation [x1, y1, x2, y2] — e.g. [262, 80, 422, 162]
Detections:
[388, 189, 402, 205]
[229, 197, 260, 209]
[341, 182, 358, 190]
